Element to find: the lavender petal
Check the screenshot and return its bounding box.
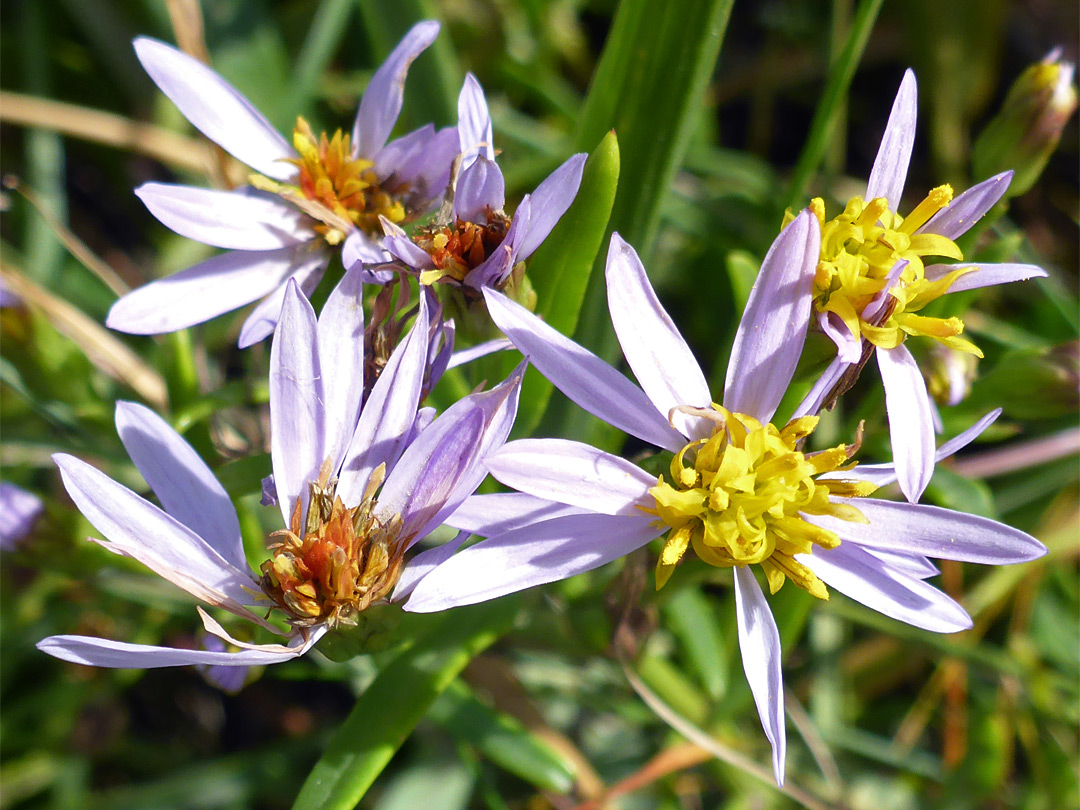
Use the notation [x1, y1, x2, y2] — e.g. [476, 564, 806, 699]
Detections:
[446, 492, 590, 536]
[809, 497, 1048, 564]
[106, 246, 315, 336]
[924, 262, 1047, 293]
[53, 454, 255, 611]
[487, 439, 655, 516]
[133, 37, 295, 180]
[866, 69, 917, 210]
[37, 632, 316, 668]
[919, 171, 1013, 240]
[512, 153, 587, 261]
[337, 293, 430, 505]
[236, 253, 327, 348]
[316, 265, 367, 469]
[352, 20, 440, 157]
[733, 567, 787, 786]
[878, 344, 935, 503]
[135, 183, 307, 251]
[605, 233, 712, 439]
[0, 482, 43, 549]
[269, 280, 325, 525]
[483, 288, 685, 451]
[800, 543, 971, 632]
[454, 157, 506, 224]
[115, 401, 246, 571]
[724, 209, 820, 423]
[404, 513, 661, 612]
[457, 73, 494, 168]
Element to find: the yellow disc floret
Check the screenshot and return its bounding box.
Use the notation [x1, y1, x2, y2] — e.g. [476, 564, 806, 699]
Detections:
[643, 408, 877, 596]
[791, 187, 983, 357]
[251, 117, 407, 246]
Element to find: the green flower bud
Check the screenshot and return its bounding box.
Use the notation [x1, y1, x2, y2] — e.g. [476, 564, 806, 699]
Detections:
[973, 50, 1077, 198]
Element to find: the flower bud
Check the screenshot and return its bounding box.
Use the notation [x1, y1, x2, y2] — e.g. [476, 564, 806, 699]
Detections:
[973, 50, 1078, 198]
[926, 344, 979, 407]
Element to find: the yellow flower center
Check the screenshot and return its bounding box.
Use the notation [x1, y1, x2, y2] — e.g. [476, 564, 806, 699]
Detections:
[793, 187, 983, 357]
[413, 213, 511, 286]
[643, 407, 877, 596]
[251, 117, 407, 246]
[259, 462, 406, 628]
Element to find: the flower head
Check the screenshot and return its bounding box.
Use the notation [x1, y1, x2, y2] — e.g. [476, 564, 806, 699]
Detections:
[382, 74, 586, 295]
[39, 268, 523, 671]
[796, 69, 1048, 503]
[404, 224, 1046, 784]
[107, 22, 457, 347]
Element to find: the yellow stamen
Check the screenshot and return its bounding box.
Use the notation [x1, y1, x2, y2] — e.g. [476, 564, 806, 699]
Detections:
[252, 116, 408, 246]
[806, 188, 982, 355]
[641, 407, 876, 596]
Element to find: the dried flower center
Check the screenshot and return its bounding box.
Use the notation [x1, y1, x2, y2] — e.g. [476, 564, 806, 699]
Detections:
[251, 117, 407, 246]
[796, 188, 982, 357]
[412, 212, 511, 286]
[644, 407, 877, 596]
[259, 463, 406, 628]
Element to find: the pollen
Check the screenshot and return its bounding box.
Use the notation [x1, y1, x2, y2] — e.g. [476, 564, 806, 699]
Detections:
[642, 408, 876, 596]
[251, 117, 407, 246]
[413, 212, 511, 286]
[259, 462, 407, 628]
[793, 187, 983, 356]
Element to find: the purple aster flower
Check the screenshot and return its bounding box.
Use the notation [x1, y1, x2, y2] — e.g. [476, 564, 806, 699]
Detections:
[107, 21, 457, 347]
[39, 267, 523, 670]
[403, 222, 1046, 784]
[794, 69, 1048, 503]
[0, 482, 44, 550]
[382, 74, 586, 294]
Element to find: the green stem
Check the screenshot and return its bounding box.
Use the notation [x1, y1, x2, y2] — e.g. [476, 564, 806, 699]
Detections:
[783, 0, 884, 211]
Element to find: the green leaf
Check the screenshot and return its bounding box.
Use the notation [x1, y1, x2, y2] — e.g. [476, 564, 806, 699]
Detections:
[283, 0, 356, 118]
[290, 598, 519, 810]
[573, 0, 732, 259]
[429, 679, 576, 793]
[506, 131, 620, 436]
[661, 586, 727, 700]
[552, 0, 733, 439]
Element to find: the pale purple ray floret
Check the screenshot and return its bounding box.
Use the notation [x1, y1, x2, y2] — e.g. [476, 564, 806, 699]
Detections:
[39, 266, 524, 671]
[0, 482, 44, 550]
[382, 73, 586, 290]
[404, 221, 1046, 784]
[107, 21, 456, 347]
[799, 68, 1048, 504]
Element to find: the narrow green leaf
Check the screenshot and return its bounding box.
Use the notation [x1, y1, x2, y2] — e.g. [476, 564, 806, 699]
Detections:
[429, 679, 576, 793]
[783, 0, 884, 210]
[574, 0, 732, 258]
[553, 0, 732, 441]
[506, 131, 620, 436]
[290, 599, 519, 810]
[284, 0, 356, 117]
[661, 586, 727, 700]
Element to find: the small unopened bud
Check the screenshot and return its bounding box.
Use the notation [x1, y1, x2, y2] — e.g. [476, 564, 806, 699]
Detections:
[973, 49, 1078, 198]
[926, 344, 979, 407]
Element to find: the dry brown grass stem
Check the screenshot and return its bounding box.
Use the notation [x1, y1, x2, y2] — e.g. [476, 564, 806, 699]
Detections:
[0, 263, 168, 408]
[0, 91, 240, 181]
